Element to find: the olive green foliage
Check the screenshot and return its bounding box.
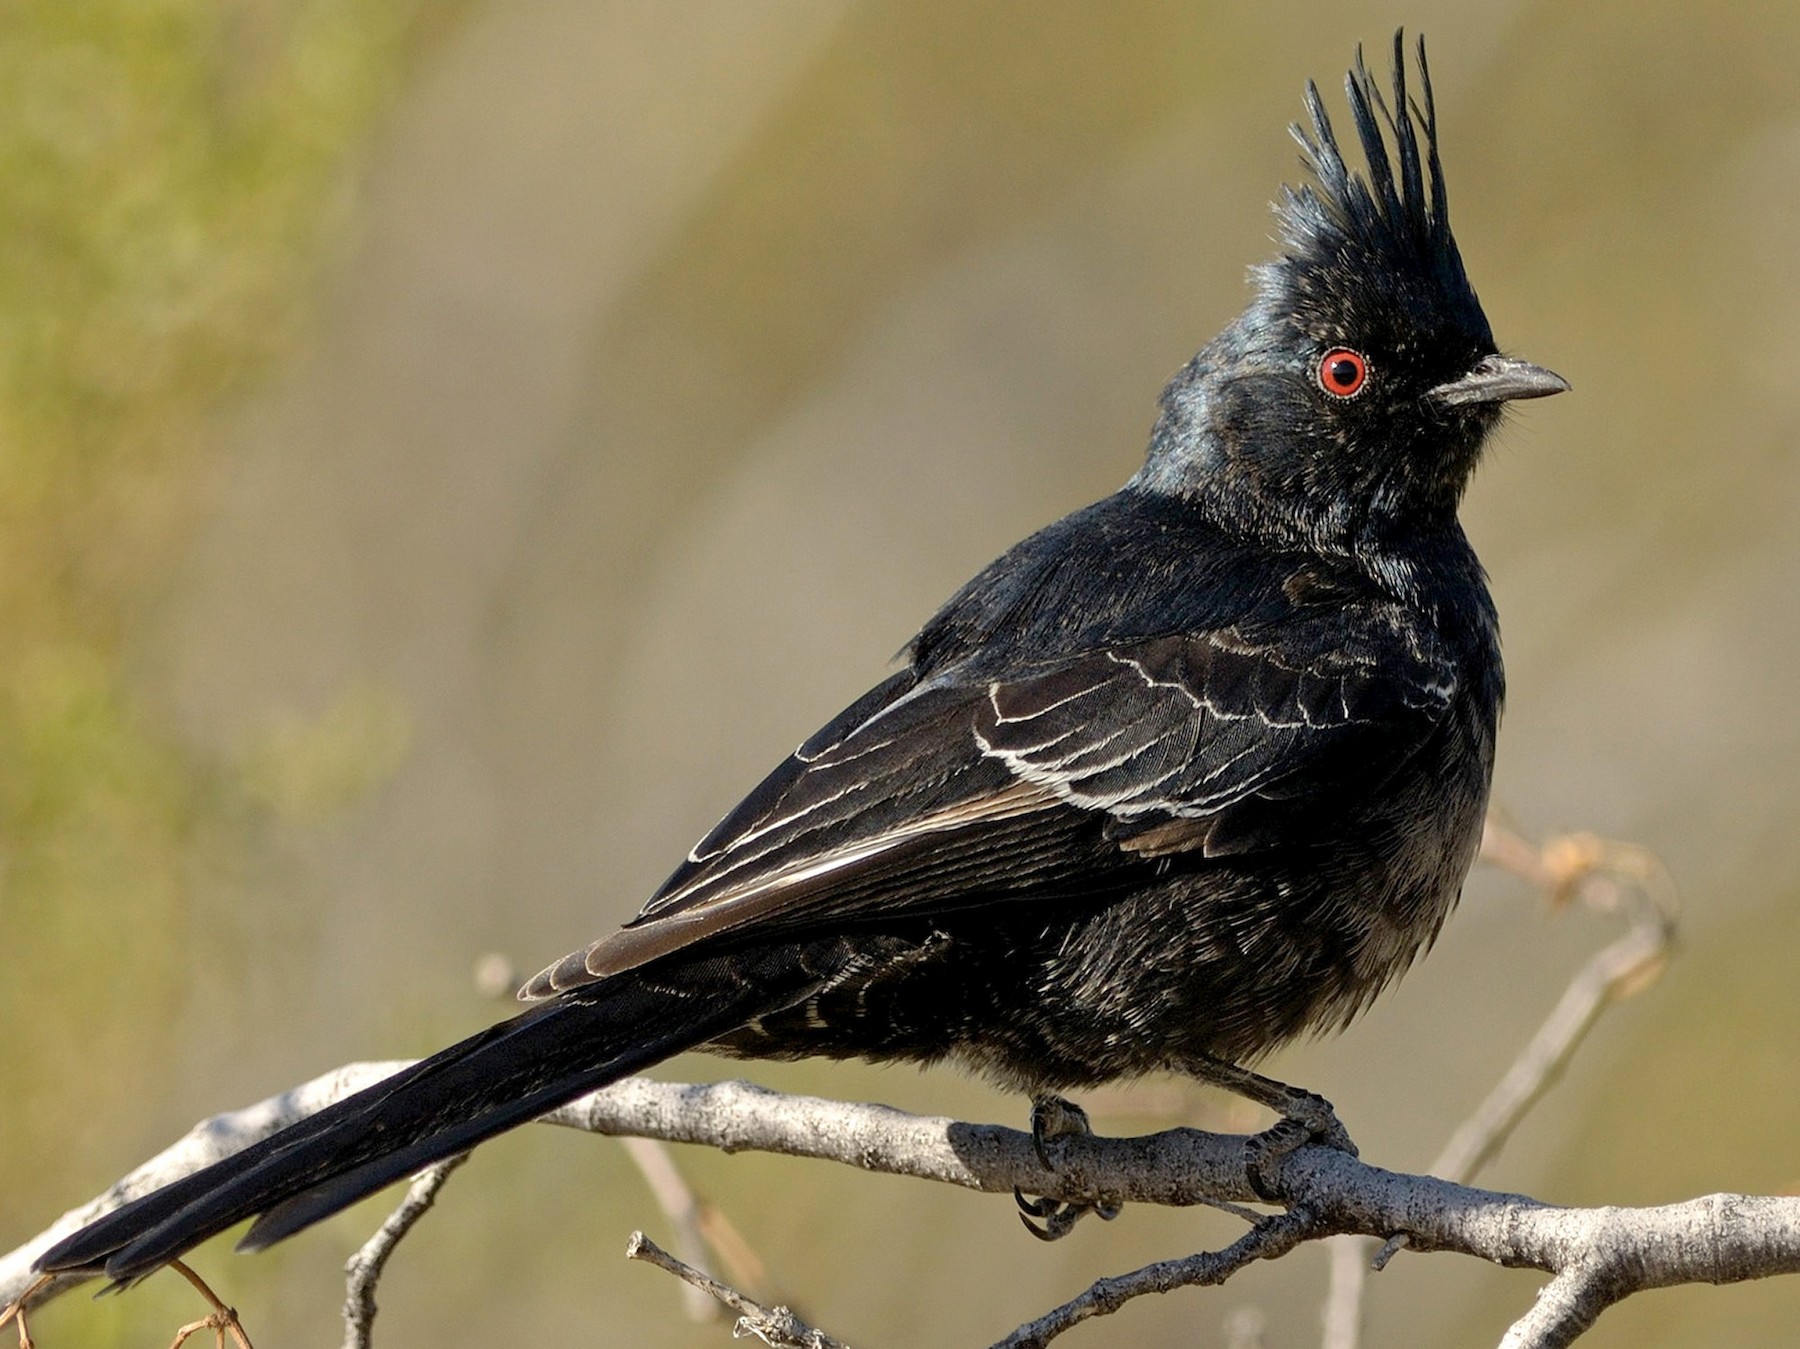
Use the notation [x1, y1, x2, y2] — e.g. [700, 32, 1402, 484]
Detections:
[0, 0, 439, 1266]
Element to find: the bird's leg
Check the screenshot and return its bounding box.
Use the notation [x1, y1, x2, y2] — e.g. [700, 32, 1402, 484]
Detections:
[1029, 1093, 1092, 1168]
[1194, 1057, 1357, 1200]
[1013, 1094, 1122, 1241]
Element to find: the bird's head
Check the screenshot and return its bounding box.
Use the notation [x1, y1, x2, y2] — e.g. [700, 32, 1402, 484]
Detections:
[1138, 35, 1567, 548]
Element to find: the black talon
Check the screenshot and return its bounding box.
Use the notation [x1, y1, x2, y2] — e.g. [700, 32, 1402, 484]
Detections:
[1018, 1199, 1087, 1241]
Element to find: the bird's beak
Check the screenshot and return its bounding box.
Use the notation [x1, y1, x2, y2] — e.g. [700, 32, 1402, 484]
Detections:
[1429, 354, 1570, 407]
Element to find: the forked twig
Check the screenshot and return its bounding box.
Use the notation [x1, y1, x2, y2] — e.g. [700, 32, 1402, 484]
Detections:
[0, 1273, 50, 1349]
[1320, 821, 1679, 1349]
[166, 1260, 253, 1349]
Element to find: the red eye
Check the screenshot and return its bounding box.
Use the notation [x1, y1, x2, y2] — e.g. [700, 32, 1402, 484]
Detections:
[1318, 348, 1368, 398]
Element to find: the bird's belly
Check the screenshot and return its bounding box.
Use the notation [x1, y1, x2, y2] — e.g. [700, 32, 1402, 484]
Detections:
[707, 854, 1466, 1094]
[990, 757, 1488, 1089]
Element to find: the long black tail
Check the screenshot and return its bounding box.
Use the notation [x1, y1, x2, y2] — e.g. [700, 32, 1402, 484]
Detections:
[38, 951, 827, 1283]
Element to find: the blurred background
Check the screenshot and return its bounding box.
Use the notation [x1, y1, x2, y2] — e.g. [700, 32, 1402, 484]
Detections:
[4, 1, 1798, 1345]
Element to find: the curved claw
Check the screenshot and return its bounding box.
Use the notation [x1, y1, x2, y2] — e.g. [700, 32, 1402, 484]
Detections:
[1018, 1208, 1061, 1241]
[1016, 1197, 1088, 1241]
[1015, 1186, 1120, 1240]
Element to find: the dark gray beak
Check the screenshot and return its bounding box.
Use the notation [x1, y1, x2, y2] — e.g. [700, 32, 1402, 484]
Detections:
[1430, 354, 1570, 407]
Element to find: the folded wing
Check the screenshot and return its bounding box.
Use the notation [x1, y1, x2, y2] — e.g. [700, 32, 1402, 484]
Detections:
[524, 621, 1456, 996]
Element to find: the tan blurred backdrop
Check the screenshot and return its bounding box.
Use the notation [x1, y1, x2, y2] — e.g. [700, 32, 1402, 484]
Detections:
[5, 2, 1799, 1345]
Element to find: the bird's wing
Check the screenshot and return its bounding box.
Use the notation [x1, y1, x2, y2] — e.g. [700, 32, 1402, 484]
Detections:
[980, 625, 1456, 858]
[523, 624, 1455, 997]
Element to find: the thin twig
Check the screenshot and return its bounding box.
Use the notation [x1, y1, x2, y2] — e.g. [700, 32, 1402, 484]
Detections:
[340, 1154, 468, 1349]
[620, 1137, 722, 1322]
[624, 1232, 848, 1349]
[1430, 915, 1669, 1182]
[1433, 826, 1675, 1184]
[993, 1207, 1329, 1349]
[0, 1273, 49, 1349]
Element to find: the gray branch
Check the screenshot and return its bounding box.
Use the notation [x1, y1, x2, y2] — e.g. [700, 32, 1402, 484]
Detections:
[340, 1154, 468, 1349]
[5, 1066, 1799, 1347]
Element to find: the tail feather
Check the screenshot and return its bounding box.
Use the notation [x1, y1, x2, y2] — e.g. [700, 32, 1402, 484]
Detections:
[37, 953, 825, 1283]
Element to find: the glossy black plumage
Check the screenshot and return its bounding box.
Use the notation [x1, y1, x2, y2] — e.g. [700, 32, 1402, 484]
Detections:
[39, 34, 1566, 1284]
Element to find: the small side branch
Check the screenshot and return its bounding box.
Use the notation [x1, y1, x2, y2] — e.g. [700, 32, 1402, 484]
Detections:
[992, 1207, 1330, 1349]
[625, 1232, 848, 1349]
[340, 1154, 468, 1349]
[1498, 1263, 1618, 1349]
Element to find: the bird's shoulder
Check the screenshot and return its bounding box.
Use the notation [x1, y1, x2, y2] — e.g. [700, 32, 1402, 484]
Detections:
[910, 485, 1479, 685]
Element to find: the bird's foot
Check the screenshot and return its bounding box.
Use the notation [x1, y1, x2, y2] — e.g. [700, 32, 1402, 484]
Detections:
[1014, 1188, 1121, 1242]
[1013, 1095, 1123, 1241]
[1193, 1060, 1356, 1202]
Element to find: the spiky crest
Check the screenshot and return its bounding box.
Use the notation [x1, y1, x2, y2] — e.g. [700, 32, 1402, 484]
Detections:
[1265, 32, 1488, 350]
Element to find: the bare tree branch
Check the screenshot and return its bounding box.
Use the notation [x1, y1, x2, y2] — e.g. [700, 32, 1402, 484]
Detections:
[7, 1061, 1799, 1347]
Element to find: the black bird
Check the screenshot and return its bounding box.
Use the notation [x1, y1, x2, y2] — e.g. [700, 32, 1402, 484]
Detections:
[41, 34, 1565, 1283]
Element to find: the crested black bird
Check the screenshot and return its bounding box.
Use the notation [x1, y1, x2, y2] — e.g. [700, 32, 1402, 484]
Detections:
[40, 34, 1565, 1284]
